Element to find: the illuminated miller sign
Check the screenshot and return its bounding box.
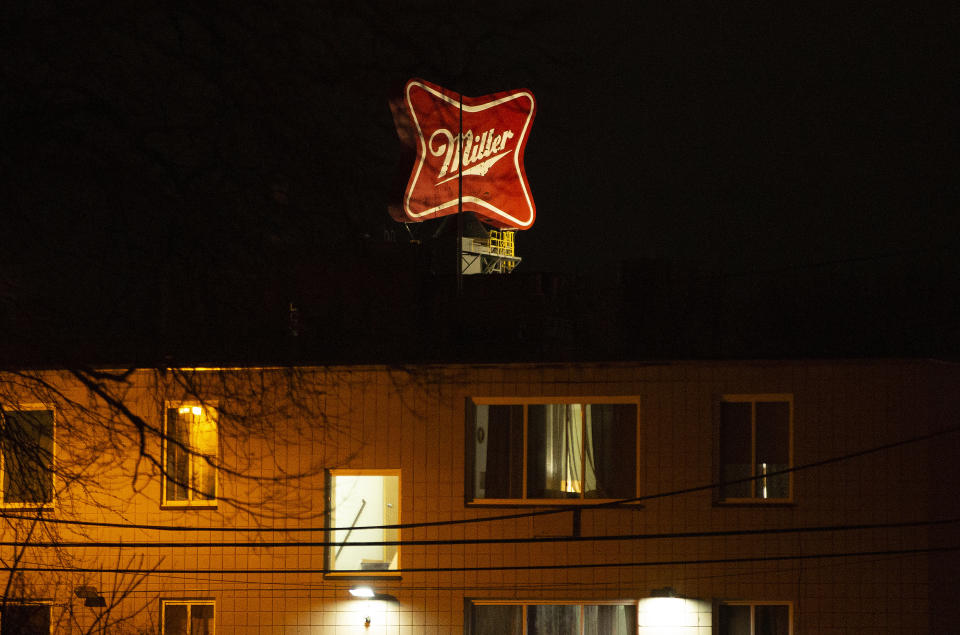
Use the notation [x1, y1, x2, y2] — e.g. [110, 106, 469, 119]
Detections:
[390, 78, 536, 230]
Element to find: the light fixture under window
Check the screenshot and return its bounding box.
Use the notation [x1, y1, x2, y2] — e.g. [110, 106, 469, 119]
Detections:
[349, 586, 375, 598]
[75, 586, 107, 607]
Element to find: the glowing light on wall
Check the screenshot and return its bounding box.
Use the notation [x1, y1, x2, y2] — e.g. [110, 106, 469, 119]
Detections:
[349, 586, 375, 598]
[637, 596, 712, 634]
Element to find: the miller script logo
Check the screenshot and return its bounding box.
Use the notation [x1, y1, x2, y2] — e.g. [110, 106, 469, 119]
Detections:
[389, 79, 536, 229]
[430, 126, 515, 184]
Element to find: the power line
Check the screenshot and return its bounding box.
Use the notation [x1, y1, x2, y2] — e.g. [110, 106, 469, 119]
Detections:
[3, 545, 957, 575]
[3, 421, 956, 533]
[0, 517, 953, 549]
[12, 549, 939, 595]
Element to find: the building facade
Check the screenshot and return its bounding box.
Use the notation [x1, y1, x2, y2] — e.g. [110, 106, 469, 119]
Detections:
[0, 360, 957, 634]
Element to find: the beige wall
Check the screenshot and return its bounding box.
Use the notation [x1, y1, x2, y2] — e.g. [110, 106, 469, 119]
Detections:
[1, 360, 956, 633]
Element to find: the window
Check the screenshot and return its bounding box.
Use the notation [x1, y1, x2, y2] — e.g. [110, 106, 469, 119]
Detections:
[719, 602, 791, 635]
[0, 603, 50, 635]
[469, 399, 638, 503]
[1, 407, 54, 506]
[161, 600, 214, 635]
[718, 395, 792, 501]
[470, 602, 637, 635]
[163, 404, 217, 505]
[328, 469, 400, 573]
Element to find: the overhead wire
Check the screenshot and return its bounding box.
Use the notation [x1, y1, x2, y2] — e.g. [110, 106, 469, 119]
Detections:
[16, 548, 941, 595]
[5, 552, 944, 595]
[0, 517, 954, 549]
[3, 545, 957, 575]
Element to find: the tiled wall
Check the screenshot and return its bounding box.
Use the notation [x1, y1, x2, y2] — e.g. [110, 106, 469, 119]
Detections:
[1, 360, 956, 633]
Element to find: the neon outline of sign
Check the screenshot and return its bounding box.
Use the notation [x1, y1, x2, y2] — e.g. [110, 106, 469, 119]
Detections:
[403, 80, 536, 229]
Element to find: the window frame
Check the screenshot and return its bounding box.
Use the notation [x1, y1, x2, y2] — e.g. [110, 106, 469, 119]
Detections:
[0, 600, 52, 635]
[717, 600, 793, 635]
[467, 396, 641, 505]
[468, 599, 638, 635]
[162, 401, 219, 508]
[716, 394, 794, 504]
[326, 468, 402, 576]
[0, 404, 56, 509]
[160, 599, 215, 635]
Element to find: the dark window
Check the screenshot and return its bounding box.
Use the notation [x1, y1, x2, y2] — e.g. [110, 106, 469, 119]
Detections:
[471, 603, 636, 635]
[719, 603, 791, 635]
[582, 605, 636, 635]
[471, 401, 638, 502]
[528, 605, 579, 634]
[1, 604, 50, 635]
[719, 396, 792, 501]
[471, 605, 522, 635]
[162, 601, 214, 635]
[1, 409, 54, 505]
[477, 405, 523, 499]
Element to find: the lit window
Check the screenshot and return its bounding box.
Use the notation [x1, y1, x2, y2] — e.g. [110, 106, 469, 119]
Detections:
[469, 399, 638, 502]
[470, 602, 637, 635]
[164, 404, 217, 505]
[719, 602, 792, 635]
[718, 395, 792, 501]
[0, 408, 54, 506]
[328, 469, 400, 573]
[161, 600, 214, 635]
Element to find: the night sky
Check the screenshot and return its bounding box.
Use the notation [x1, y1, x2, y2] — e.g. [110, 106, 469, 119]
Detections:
[2, 3, 957, 358]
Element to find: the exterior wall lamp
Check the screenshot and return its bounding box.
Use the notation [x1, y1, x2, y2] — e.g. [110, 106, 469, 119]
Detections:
[649, 586, 678, 598]
[349, 586, 375, 598]
[348, 586, 399, 628]
[75, 586, 107, 607]
[349, 586, 376, 628]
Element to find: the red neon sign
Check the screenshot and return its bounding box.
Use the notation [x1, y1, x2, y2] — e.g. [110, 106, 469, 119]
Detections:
[390, 79, 536, 230]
